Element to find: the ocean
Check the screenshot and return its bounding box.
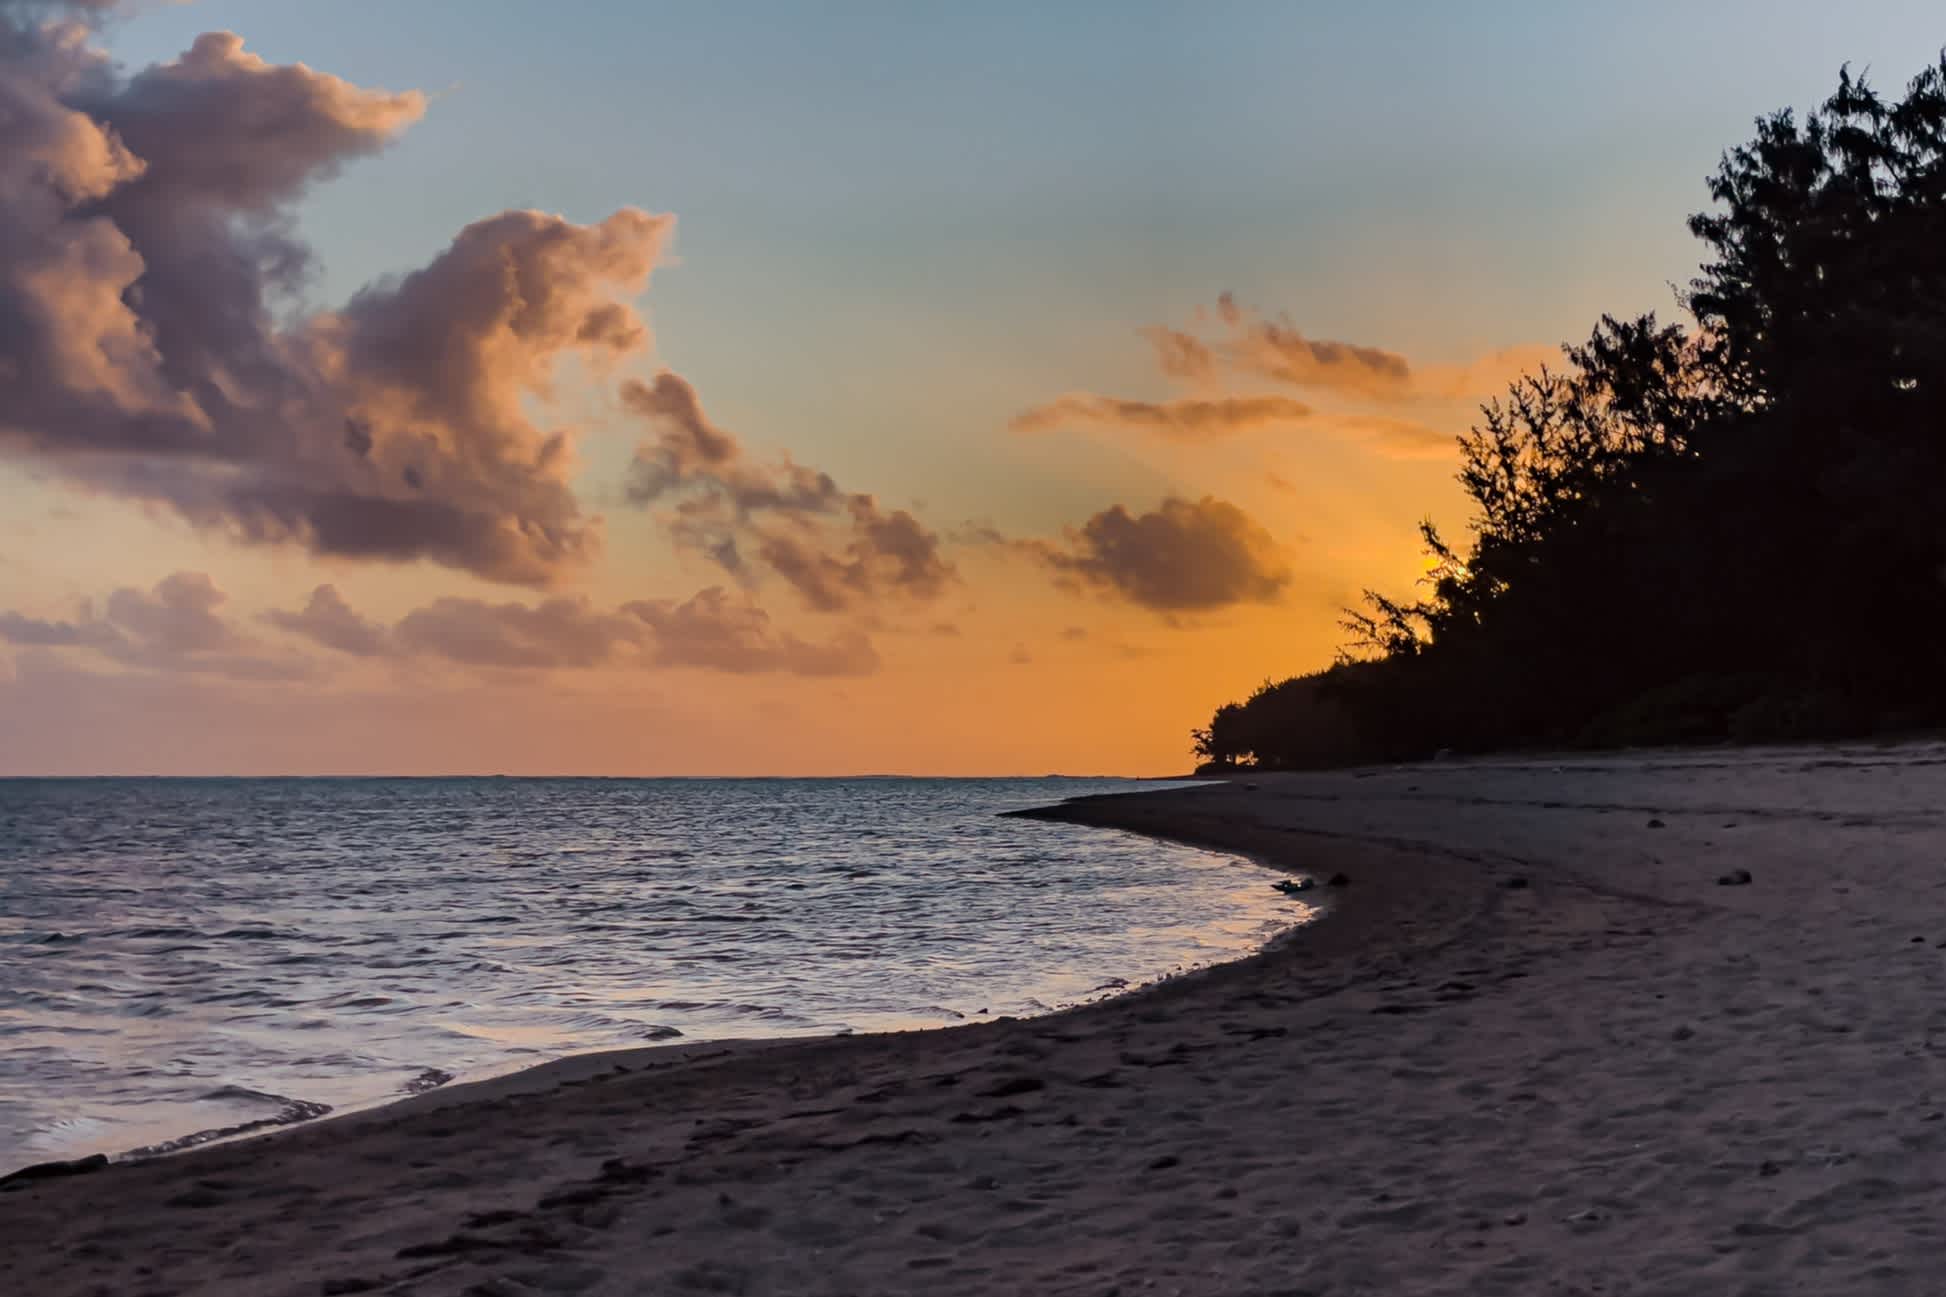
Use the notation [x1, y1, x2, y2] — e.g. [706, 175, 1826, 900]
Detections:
[0, 777, 1307, 1171]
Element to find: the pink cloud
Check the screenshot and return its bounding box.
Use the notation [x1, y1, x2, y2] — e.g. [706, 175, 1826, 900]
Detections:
[261, 583, 878, 677]
[0, 9, 668, 586]
[624, 372, 954, 613]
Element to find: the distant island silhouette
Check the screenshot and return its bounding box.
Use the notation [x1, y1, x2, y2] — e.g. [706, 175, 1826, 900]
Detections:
[1196, 58, 1946, 770]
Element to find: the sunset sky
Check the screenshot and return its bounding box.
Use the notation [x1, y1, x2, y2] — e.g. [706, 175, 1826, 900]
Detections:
[3, 0, 1942, 775]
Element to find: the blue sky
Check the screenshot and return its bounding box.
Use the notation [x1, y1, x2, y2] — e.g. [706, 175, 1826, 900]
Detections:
[100, 2, 1945, 543]
[106, 2, 1946, 341]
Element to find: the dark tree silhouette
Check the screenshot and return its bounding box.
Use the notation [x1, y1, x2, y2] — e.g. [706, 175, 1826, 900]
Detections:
[1198, 57, 1946, 769]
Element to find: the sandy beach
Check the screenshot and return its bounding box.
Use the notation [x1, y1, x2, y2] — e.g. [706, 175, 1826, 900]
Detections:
[10, 744, 1946, 1295]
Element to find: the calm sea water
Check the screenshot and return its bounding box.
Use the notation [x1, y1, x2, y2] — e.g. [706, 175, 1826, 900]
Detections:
[0, 778, 1307, 1170]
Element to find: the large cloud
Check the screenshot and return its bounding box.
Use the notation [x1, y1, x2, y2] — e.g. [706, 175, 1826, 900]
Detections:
[1024, 496, 1291, 613]
[1009, 393, 1312, 439]
[266, 583, 878, 676]
[0, 9, 669, 585]
[623, 372, 953, 612]
[0, 570, 308, 678]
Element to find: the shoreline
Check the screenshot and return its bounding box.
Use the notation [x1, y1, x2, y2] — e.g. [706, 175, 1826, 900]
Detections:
[29, 785, 1315, 1179]
[0, 778, 1500, 1295]
[9, 751, 1944, 1294]
[0, 776, 1276, 1181]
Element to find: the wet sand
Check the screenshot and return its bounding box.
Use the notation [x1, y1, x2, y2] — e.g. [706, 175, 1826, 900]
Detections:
[9, 745, 1946, 1295]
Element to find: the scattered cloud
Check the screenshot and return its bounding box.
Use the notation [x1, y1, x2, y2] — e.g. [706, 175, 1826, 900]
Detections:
[5, 570, 882, 681]
[1208, 292, 1412, 399]
[1009, 394, 1312, 439]
[0, 571, 307, 679]
[260, 583, 878, 676]
[1023, 496, 1291, 613]
[1181, 296, 1559, 403]
[1137, 325, 1217, 383]
[262, 584, 386, 656]
[624, 371, 953, 613]
[622, 372, 838, 521]
[1013, 299, 1552, 462]
[0, 9, 668, 585]
[626, 587, 878, 676]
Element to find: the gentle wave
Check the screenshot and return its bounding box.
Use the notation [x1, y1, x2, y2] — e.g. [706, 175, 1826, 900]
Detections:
[0, 777, 1313, 1168]
[120, 1089, 335, 1160]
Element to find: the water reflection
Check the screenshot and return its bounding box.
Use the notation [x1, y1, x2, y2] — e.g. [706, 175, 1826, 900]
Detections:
[0, 778, 1313, 1164]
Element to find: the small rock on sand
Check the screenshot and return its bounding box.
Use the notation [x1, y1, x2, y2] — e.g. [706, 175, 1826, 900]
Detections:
[1717, 868, 1754, 886]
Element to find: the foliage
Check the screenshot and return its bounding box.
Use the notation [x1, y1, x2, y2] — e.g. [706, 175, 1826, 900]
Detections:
[1197, 58, 1946, 767]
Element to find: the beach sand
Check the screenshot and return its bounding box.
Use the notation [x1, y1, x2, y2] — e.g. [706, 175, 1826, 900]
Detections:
[10, 745, 1946, 1294]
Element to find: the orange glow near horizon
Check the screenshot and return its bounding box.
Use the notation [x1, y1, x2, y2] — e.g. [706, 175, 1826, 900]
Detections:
[11, 2, 1922, 774]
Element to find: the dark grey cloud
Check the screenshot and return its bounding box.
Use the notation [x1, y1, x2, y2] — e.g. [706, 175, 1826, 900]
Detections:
[1025, 496, 1291, 613]
[751, 497, 954, 614]
[0, 10, 669, 585]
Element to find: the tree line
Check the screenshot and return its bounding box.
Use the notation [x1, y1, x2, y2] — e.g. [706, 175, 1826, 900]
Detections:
[1196, 59, 1946, 769]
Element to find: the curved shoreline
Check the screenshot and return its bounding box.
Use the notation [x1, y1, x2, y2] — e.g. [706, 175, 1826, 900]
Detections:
[24, 752, 1925, 1295]
[0, 777, 1510, 1295]
[103, 781, 1408, 1169]
[11, 782, 1307, 1176]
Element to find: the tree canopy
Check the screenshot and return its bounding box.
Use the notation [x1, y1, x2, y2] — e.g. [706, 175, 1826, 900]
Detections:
[1197, 58, 1946, 769]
